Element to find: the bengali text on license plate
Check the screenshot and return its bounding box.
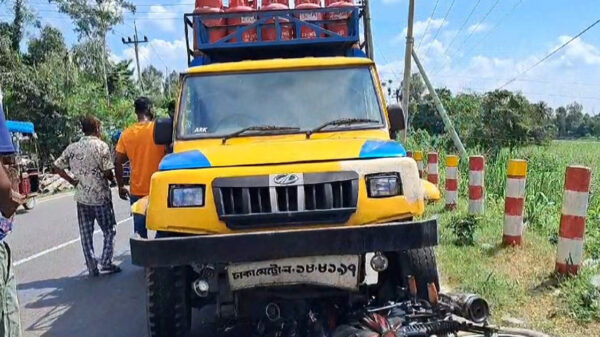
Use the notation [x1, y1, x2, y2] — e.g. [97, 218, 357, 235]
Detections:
[228, 255, 360, 290]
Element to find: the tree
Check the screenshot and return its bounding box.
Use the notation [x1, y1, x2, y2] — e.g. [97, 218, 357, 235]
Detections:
[50, 0, 136, 101]
[447, 93, 482, 148]
[480, 90, 532, 150]
[565, 102, 584, 137]
[26, 26, 67, 65]
[107, 59, 136, 97]
[411, 88, 453, 135]
[591, 115, 600, 138]
[529, 101, 556, 144]
[409, 73, 425, 102]
[164, 70, 179, 100]
[141, 65, 164, 100]
[554, 106, 567, 138]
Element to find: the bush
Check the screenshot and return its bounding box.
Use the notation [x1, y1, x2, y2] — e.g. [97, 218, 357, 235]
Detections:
[559, 269, 600, 323]
[450, 214, 479, 246]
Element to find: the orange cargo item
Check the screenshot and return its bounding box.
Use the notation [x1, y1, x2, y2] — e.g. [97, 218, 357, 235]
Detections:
[326, 0, 354, 36]
[227, 0, 258, 42]
[194, 5, 227, 45]
[295, 0, 322, 39]
[261, 0, 293, 41]
[196, 0, 222, 7]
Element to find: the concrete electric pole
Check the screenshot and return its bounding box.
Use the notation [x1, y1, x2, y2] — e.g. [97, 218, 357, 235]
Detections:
[412, 49, 467, 158]
[363, 0, 375, 59]
[122, 21, 148, 91]
[401, 0, 415, 142]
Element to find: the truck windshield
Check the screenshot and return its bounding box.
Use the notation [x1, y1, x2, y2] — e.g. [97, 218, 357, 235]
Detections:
[177, 67, 384, 139]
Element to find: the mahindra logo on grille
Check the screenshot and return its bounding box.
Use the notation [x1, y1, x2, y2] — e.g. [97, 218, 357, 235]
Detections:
[273, 174, 299, 185]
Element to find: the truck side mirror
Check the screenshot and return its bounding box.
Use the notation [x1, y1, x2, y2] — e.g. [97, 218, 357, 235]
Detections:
[154, 117, 173, 145]
[387, 104, 405, 134]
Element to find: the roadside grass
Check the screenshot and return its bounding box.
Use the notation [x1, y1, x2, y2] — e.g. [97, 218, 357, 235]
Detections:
[416, 140, 600, 337]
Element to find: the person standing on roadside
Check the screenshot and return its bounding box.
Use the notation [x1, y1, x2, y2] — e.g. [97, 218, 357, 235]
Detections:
[54, 115, 121, 277]
[115, 97, 166, 239]
[0, 95, 24, 337]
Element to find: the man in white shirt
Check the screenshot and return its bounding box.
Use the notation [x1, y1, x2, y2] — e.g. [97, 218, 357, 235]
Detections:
[54, 115, 120, 277]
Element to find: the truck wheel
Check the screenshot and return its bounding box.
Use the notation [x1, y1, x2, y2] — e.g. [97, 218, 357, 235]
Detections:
[146, 266, 191, 337]
[400, 247, 440, 299]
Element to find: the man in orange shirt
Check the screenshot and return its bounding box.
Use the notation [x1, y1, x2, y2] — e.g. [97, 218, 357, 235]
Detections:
[115, 97, 166, 238]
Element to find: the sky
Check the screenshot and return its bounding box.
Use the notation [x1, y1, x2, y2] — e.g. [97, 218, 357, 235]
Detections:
[2, 0, 600, 113]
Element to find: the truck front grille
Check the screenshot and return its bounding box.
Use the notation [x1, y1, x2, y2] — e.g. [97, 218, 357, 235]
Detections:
[213, 172, 358, 229]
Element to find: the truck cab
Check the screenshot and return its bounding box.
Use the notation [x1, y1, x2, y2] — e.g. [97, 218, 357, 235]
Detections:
[130, 4, 440, 337]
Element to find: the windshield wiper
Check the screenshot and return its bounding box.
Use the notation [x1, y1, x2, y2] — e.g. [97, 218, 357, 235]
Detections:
[306, 118, 380, 138]
[222, 125, 300, 144]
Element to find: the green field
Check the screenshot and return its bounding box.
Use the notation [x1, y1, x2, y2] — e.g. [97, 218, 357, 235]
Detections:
[417, 140, 600, 337]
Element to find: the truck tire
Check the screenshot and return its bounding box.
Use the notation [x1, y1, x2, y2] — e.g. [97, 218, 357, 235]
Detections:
[146, 266, 191, 337]
[400, 247, 440, 299]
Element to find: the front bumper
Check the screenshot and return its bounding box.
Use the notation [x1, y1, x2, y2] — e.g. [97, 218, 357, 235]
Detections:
[130, 218, 438, 267]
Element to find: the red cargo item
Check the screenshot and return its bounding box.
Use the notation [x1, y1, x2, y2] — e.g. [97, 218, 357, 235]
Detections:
[296, 0, 323, 39]
[227, 0, 258, 42]
[194, 6, 227, 45]
[261, 0, 293, 41]
[326, 0, 354, 37]
[196, 0, 222, 7]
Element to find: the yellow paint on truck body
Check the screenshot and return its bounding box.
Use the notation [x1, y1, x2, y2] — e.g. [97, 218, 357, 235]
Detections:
[146, 56, 437, 234]
[147, 157, 425, 235]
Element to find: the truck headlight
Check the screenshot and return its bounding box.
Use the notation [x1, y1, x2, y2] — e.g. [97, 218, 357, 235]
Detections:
[169, 185, 205, 207]
[366, 173, 402, 198]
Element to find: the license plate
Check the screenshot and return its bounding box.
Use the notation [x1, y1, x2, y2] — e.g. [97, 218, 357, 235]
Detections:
[228, 255, 360, 291]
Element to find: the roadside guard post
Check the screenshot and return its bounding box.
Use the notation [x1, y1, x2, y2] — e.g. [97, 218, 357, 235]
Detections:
[427, 152, 439, 186]
[445, 155, 459, 210]
[503, 159, 528, 246]
[414, 151, 424, 178]
[556, 166, 592, 275]
[468, 156, 485, 215]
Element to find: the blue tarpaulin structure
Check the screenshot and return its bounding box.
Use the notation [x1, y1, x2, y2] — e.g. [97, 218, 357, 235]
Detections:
[6, 120, 35, 134]
[0, 105, 15, 154]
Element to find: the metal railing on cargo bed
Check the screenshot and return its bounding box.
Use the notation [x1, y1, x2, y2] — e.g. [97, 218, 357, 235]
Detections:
[184, 7, 366, 65]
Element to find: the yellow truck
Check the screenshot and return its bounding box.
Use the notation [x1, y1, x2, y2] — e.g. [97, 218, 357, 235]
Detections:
[130, 5, 440, 337]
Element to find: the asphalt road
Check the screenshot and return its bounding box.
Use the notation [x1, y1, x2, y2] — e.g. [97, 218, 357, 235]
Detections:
[7, 191, 209, 337]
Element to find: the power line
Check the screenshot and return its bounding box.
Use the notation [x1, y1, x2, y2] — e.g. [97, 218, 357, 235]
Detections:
[455, 84, 600, 102]
[422, 0, 455, 60]
[442, 0, 523, 80]
[449, 0, 500, 59]
[464, 0, 523, 56]
[28, 0, 195, 7]
[432, 0, 501, 76]
[375, 45, 402, 84]
[122, 21, 148, 90]
[497, 16, 600, 89]
[121, 20, 171, 73]
[433, 73, 600, 88]
[416, 0, 439, 50]
[438, 0, 481, 58]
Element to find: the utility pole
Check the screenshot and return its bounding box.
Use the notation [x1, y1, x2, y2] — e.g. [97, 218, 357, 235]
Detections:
[363, 0, 374, 59]
[401, 0, 415, 143]
[122, 21, 148, 91]
[412, 49, 467, 158]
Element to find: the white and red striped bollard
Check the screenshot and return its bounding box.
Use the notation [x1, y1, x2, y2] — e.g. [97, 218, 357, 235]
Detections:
[427, 152, 439, 185]
[414, 151, 424, 178]
[556, 166, 592, 275]
[445, 155, 459, 210]
[468, 156, 485, 215]
[503, 159, 528, 246]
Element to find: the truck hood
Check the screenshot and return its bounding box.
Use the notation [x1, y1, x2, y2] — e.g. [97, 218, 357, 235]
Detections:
[160, 138, 406, 170]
